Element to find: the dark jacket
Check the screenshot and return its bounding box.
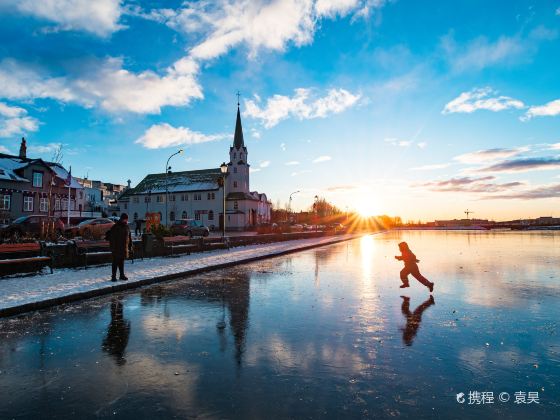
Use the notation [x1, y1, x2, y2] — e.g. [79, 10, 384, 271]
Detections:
[397, 249, 420, 267]
[107, 221, 132, 258]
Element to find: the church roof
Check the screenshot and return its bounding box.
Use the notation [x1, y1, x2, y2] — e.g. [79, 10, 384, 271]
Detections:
[233, 106, 245, 149]
[120, 168, 222, 198]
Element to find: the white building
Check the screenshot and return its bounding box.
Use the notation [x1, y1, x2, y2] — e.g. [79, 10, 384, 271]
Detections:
[118, 105, 271, 231]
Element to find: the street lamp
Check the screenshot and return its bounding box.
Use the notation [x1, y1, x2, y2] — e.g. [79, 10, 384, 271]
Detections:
[288, 190, 300, 222]
[220, 162, 228, 238]
[314, 195, 319, 231]
[165, 149, 184, 226]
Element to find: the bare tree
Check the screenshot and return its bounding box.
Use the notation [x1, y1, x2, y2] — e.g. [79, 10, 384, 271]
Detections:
[51, 144, 64, 165]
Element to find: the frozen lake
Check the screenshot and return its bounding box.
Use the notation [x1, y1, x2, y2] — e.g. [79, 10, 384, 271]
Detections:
[0, 231, 558, 419]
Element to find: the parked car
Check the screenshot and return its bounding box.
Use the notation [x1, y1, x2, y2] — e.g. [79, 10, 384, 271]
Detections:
[291, 224, 304, 232]
[330, 223, 345, 231]
[1, 215, 65, 241]
[170, 219, 210, 237]
[66, 218, 114, 239]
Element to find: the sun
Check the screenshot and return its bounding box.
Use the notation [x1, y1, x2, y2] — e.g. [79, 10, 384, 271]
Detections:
[355, 198, 380, 217]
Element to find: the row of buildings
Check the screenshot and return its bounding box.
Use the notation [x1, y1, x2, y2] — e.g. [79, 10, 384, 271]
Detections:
[0, 105, 272, 230]
[117, 105, 272, 230]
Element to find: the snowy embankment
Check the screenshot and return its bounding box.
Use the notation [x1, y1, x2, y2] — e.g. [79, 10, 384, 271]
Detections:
[0, 233, 362, 316]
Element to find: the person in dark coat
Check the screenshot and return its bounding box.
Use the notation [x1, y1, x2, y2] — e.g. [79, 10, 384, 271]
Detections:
[102, 296, 131, 365]
[134, 218, 142, 236]
[395, 241, 434, 292]
[107, 213, 132, 281]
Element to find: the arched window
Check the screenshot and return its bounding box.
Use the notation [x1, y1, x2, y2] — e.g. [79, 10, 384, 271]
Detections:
[234, 152, 236, 159]
[234, 181, 238, 188]
[133, 212, 138, 220]
[170, 211, 175, 221]
[234, 167, 237, 173]
[208, 210, 214, 220]
[181, 211, 187, 219]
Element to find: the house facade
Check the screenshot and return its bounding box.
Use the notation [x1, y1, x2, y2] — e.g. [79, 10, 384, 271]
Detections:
[118, 105, 271, 231]
[0, 138, 85, 224]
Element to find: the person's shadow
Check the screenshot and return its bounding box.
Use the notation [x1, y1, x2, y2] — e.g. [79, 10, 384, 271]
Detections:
[102, 296, 131, 365]
[400, 295, 435, 346]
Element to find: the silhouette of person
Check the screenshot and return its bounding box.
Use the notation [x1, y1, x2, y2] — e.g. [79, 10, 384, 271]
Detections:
[400, 295, 435, 346]
[395, 241, 434, 292]
[102, 296, 131, 365]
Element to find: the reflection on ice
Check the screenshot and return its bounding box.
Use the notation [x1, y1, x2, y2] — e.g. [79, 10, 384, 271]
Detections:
[0, 231, 559, 418]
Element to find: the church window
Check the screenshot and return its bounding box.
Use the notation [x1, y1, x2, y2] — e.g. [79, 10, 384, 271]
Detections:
[234, 152, 237, 159]
[234, 167, 237, 173]
[234, 181, 238, 188]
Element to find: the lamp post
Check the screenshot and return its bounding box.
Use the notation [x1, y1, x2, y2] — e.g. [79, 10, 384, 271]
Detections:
[314, 195, 319, 231]
[288, 190, 300, 223]
[220, 162, 228, 238]
[165, 149, 183, 226]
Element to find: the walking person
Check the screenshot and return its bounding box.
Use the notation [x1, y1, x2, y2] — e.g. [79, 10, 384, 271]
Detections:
[395, 241, 434, 292]
[107, 213, 133, 282]
[134, 218, 142, 237]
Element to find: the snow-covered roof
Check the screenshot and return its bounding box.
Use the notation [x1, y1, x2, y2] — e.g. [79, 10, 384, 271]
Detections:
[0, 157, 29, 182]
[121, 168, 223, 198]
[48, 163, 83, 189]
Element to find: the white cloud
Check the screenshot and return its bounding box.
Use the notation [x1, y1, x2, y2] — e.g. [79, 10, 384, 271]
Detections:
[27, 142, 62, 154]
[4, 0, 124, 37]
[0, 102, 39, 137]
[250, 167, 261, 173]
[0, 145, 10, 154]
[244, 88, 360, 128]
[524, 99, 560, 120]
[384, 138, 412, 147]
[443, 87, 525, 114]
[141, 1, 386, 61]
[556, 7, 560, 15]
[250, 128, 261, 139]
[417, 141, 427, 149]
[312, 155, 332, 163]
[549, 142, 560, 150]
[454, 147, 529, 164]
[259, 160, 270, 168]
[285, 160, 300, 166]
[291, 169, 311, 176]
[135, 123, 228, 149]
[0, 57, 203, 114]
[315, 0, 359, 17]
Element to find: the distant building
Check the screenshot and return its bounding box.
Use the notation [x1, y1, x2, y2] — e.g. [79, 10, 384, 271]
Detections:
[118, 104, 271, 230]
[434, 218, 489, 227]
[75, 177, 127, 216]
[0, 138, 85, 224]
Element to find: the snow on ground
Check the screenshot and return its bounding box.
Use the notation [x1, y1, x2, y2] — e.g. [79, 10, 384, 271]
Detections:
[0, 234, 361, 312]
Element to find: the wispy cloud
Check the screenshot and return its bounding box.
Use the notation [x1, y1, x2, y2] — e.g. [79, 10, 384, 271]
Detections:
[0, 102, 39, 137]
[312, 155, 332, 163]
[385, 138, 426, 148]
[443, 87, 524, 114]
[250, 167, 261, 173]
[138, 1, 387, 60]
[420, 176, 524, 193]
[27, 142, 62, 154]
[244, 88, 361, 128]
[135, 123, 228, 149]
[410, 163, 451, 171]
[488, 183, 560, 200]
[3, 0, 124, 37]
[477, 157, 560, 173]
[291, 169, 311, 177]
[325, 184, 359, 192]
[454, 147, 529, 164]
[259, 160, 270, 168]
[441, 28, 557, 72]
[284, 160, 300, 166]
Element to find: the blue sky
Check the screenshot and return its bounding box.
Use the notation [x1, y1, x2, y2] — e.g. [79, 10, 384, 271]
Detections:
[0, 0, 559, 221]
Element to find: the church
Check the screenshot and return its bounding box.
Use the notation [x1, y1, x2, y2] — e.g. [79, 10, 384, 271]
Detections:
[118, 104, 271, 231]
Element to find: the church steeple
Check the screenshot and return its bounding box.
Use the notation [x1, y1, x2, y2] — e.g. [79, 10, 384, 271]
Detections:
[233, 104, 245, 149]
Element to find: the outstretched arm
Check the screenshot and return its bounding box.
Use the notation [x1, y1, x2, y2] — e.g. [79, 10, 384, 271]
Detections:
[394, 255, 403, 260]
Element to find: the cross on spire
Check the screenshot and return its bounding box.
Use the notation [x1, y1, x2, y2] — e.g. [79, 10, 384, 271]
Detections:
[236, 90, 241, 107]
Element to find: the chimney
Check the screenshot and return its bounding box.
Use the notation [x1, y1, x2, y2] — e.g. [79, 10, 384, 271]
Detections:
[19, 137, 27, 159]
